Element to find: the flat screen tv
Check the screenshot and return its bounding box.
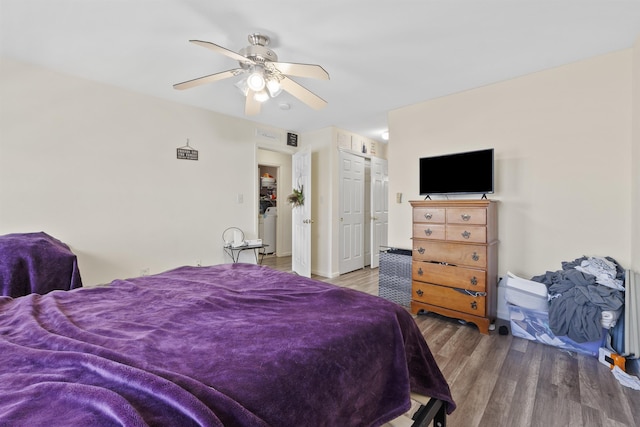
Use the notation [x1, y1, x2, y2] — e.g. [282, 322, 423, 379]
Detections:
[419, 148, 494, 196]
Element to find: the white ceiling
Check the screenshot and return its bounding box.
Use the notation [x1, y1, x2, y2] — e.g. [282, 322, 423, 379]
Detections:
[2, 1, 640, 142]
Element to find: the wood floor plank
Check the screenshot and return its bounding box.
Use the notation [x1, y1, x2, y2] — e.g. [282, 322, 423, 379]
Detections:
[437, 321, 483, 359]
[535, 345, 556, 397]
[501, 337, 544, 426]
[433, 350, 470, 388]
[530, 392, 571, 426]
[593, 362, 636, 425]
[578, 355, 604, 410]
[578, 354, 635, 425]
[415, 314, 458, 347]
[510, 334, 530, 352]
[566, 399, 585, 427]
[446, 337, 497, 420]
[580, 404, 602, 426]
[447, 334, 513, 427]
[550, 349, 581, 402]
[621, 385, 640, 426]
[478, 376, 518, 427]
[500, 346, 532, 383]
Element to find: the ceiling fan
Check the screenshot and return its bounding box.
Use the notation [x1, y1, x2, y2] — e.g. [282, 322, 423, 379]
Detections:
[173, 33, 330, 115]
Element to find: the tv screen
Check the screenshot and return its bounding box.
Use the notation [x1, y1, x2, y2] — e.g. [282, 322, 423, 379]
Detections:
[419, 148, 494, 196]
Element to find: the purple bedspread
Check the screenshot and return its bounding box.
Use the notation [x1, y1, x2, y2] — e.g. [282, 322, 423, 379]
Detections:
[0, 232, 82, 297]
[0, 263, 454, 426]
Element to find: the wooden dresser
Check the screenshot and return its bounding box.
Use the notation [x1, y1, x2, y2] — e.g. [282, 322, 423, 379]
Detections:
[409, 199, 498, 334]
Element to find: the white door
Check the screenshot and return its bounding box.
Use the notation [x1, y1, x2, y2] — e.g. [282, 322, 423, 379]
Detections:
[339, 151, 365, 274]
[370, 157, 388, 268]
[292, 150, 312, 277]
[364, 161, 371, 267]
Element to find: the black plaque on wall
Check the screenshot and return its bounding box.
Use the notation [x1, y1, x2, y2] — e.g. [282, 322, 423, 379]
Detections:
[287, 132, 298, 147]
[177, 148, 198, 160]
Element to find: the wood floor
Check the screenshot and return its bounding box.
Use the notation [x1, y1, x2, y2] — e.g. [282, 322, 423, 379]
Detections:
[261, 255, 640, 427]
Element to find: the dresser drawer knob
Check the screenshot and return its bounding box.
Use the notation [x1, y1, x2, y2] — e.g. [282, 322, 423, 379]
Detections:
[416, 289, 424, 297]
[470, 276, 478, 286]
[424, 213, 433, 220]
[471, 301, 478, 310]
[417, 267, 423, 276]
[472, 252, 480, 261]
[461, 230, 471, 239]
[418, 247, 425, 255]
[461, 213, 471, 221]
[424, 228, 433, 236]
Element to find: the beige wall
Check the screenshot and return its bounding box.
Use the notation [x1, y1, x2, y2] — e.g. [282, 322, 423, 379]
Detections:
[3, 44, 636, 288]
[388, 49, 634, 317]
[0, 58, 291, 285]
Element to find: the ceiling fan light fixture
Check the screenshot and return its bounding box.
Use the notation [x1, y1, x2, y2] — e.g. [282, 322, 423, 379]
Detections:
[234, 77, 249, 96]
[247, 68, 266, 91]
[254, 89, 269, 103]
[266, 78, 282, 97]
[174, 34, 329, 114]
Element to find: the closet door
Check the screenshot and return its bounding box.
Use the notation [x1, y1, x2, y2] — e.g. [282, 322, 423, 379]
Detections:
[339, 151, 365, 274]
[370, 157, 388, 268]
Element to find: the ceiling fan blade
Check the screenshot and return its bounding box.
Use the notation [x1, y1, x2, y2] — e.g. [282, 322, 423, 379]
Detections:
[245, 90, 261, 115]
[272, 62, 329, 80]
[279, 77, 327, 110]
[173, 69, 243, 90]
[189, 40, 254, 65]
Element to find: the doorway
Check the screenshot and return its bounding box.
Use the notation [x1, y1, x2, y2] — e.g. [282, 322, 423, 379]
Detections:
[258, 164, 278, 254]
[339, 150, 388, 275]
[257, 148, 293, 257]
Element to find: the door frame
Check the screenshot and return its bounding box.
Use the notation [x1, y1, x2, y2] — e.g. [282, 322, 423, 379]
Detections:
[255, 143, 297, 259]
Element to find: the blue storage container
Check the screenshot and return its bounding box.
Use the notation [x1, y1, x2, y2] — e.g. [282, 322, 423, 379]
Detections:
[508, 304, 605, 357]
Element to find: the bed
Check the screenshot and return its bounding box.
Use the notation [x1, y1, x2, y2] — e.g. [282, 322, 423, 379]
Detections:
[0, 263, 455, 426]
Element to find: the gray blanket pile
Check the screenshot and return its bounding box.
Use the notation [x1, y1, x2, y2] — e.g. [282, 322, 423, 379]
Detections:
[532, 256, 625, 343]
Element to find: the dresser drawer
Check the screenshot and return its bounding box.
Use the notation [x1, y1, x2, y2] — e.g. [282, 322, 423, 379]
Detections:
[413, 207, 445, 224]
[412, 261, 486, 291]
[412, 282, 486, 316]
[446, 225, 488, 243]
[412, 240, 487, 268]
[446, 208, 486, 225]
[413, 224, 445, 240]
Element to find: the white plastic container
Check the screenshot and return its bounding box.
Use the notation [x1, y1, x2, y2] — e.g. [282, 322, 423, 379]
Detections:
[261, 177, 276, 187]
[504, 271, 549, 312]
[261, 207, 276, 254]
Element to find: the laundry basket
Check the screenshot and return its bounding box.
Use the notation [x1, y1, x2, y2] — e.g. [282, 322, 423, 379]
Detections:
[378, 248, 412, 308]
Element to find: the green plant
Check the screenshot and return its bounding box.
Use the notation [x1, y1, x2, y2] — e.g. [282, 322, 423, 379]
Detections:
[287, 185, 304, 207]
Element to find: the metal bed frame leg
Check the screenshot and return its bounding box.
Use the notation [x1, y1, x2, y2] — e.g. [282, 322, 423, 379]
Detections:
[411, 398, 446, 427]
